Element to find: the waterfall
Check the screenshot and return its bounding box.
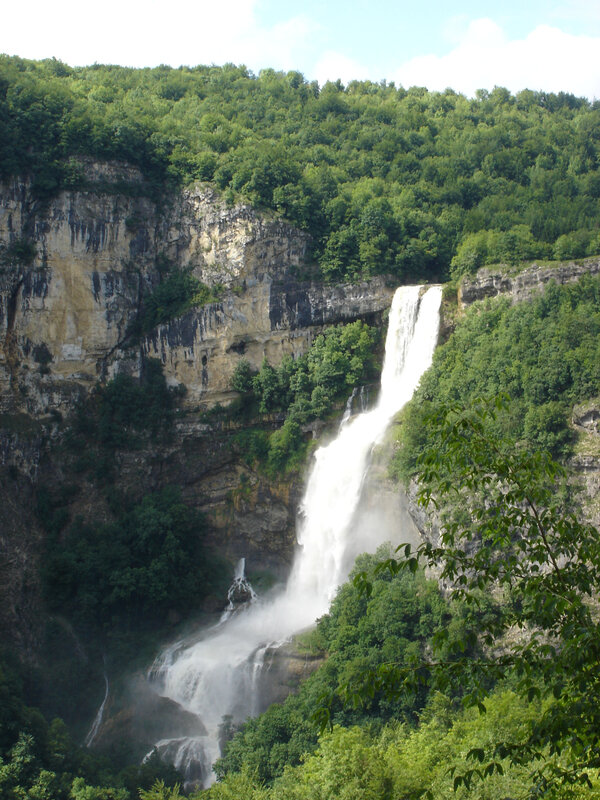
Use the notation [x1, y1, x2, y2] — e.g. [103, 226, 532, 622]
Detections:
[85, 662, 109, 748]
[148, 284, 442, 787]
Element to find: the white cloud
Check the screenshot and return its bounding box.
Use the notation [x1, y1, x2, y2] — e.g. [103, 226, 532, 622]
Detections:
[441, 14, 472, 46]
[312, 51, 373, 87]
[232, 15, 319, 74]
[393, 18, 600, 99]
[1, 0, 316, 72]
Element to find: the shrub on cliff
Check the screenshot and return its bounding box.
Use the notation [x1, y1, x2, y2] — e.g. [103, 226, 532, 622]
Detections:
[133, 270, 220, 336]
[230, 321, 379, 474]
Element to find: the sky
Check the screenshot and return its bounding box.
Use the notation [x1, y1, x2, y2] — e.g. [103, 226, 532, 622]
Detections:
[3, 0, 600, 99]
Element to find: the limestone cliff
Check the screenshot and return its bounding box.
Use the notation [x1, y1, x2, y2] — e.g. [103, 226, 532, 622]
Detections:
[0, 162, 393, 417]
[0, 160, 394, 570]
[458, 256, 600, 308]
[0, 162, 396, 659]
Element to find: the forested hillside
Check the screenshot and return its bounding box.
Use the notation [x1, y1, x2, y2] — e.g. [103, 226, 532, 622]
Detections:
[2, 55, 600, 800]
[2, 56, 600, 283]
[393, 274, 600, 478]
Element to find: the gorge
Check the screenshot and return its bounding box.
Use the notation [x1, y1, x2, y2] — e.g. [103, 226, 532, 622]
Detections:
[2, 62, 600, 798]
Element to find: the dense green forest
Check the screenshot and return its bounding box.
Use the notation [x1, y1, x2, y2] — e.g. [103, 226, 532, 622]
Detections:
[2, 55, 600, 283]
[392, 274, 600, 480]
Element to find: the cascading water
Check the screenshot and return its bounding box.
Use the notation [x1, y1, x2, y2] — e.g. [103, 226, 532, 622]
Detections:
[85, 663, 109, 748]
[148, 284, 442, 787]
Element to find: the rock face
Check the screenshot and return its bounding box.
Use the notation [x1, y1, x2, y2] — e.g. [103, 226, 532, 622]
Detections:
[0, 163, 394, 569]
[143, 275, 392, 407]
[106, 415, 304, 577]
[570, 398, 600, 529]
[459, 257, 600, 308]
[0, 166, 394, 415]
[0, 163, 397, 658]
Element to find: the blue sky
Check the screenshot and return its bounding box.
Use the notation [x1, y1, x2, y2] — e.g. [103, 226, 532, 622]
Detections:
[4, 0, 600, 98]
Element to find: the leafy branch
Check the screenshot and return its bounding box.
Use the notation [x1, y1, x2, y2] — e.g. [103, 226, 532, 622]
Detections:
[324, 396, 600, 797]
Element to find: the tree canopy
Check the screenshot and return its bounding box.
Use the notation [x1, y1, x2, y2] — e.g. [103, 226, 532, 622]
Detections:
[392, 275, 600, 482]
[352, 397, 600, 797]
[2, 56, 600, 283]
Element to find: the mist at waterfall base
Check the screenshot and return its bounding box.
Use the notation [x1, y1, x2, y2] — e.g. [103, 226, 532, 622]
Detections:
[145, 285, 442, 787]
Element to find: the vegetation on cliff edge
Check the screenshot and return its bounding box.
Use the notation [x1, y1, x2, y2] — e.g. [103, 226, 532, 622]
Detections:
[2, 55, 600, 283]
[230, 319, 380, 474]
[392, 274, 600, 481]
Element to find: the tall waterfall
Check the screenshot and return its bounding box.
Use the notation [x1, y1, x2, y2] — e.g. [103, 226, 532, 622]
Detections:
[148, 284, 442, 786]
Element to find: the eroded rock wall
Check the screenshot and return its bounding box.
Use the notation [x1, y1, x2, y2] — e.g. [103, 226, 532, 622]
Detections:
[0, 165, 393, 415]
[142, 276, 393, 406]
[0, 163, 397, 658]
[459, 257, 600, 308]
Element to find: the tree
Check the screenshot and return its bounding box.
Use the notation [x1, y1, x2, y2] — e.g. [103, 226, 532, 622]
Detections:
[341, 396, 600, 797]
[138, 780, 184, 800]
[231, 359, 256, 395]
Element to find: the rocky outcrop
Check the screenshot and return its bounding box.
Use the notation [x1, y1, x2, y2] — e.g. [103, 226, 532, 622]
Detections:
[143, 276, 393, 407]
[0, 165, 399, 658]
[258, 641, 325, 708]
[92, 676, 208, 766]
[108, 415, 301, 576]
[0, 165, 394, 415]
[459, 257, 600, 308]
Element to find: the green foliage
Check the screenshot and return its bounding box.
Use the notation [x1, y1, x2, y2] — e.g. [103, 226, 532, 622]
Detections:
[205, 689, 584, 800]
[356, 397, 600, 796]
[231, 428, 270, 466]
[97, 359, 174, 446]
[450, 226, 551, 278]
[138, 779, 184, 800]
[392, 276, 600, 481]
[553, 229, 598, 261]
[0, 647, 184, 800]
[65, 360, 176, 477]
[267, 725, 391, 800]
[230, 321, 379, 474]
[2, 57, 600, 280]
[69, 776, 129, 799]
[0, 237, 37, 268]
[214, 557, 448, 785]
[200, 768, 269, 799]
[134, 270, 219, 336]
[230, 359, 256, 395]
[42, 486, 225, 630]
[266, 419, 304, 474]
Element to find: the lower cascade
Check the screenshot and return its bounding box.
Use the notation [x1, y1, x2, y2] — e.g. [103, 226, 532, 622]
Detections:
[147, 284, 442, 787]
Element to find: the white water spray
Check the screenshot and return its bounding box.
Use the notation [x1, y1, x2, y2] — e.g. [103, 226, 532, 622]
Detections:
[85, 664, 109, 748]
[148, 285, 442, 786]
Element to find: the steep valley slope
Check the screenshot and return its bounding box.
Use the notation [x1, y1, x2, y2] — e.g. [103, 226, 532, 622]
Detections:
[3, 160, 600, 765]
